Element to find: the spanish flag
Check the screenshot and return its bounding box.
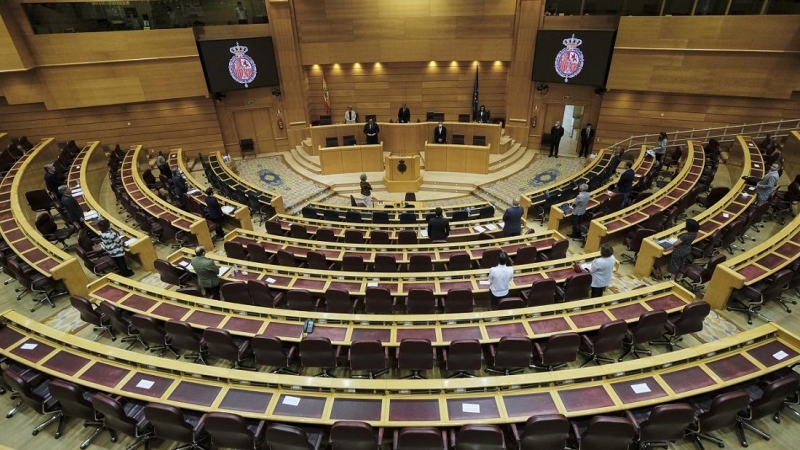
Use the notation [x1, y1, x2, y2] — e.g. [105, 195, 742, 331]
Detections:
[322, 72, 331, 115]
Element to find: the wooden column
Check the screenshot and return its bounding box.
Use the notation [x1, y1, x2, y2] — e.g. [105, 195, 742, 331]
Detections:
[267, 0, 309, 148]
[503, 0, 544, 146]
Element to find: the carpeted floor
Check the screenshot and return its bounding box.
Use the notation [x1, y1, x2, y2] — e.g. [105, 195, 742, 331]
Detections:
[481, 155, 588, 200]
[233, 154, 329, 208]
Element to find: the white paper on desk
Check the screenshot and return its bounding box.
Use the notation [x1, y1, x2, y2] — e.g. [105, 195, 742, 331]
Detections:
[265, 277, 276, 284]
[478, 280, 490, 286]
[741, 193, 749, 198]
[282, 396, 301, 406]
[499, 222, 505, 228]
[367, 282, 378, 287]
[580, 263, 591, 272]
[773, 350, 789, 360]
[462, 403, 481, 414]
[125, 238, 138, 247]
[20, 343, 37, 350]
[218, 266, 229, 277]
[187, 188, 200, 195]
[183, 264, 194, 272]
[71, 190, 83, 197]
[754, 164, 760, 168]
[473, 225, 487, 233]
[667, 237, 677, 244]
[419, 229, 429, 238]
[83, 210, 99, 220]
[136, 379, 155, 389]
[484, 224, 497, 231]
[221, 206, 235, 215]
[723, 213, 730, 219]
[178, 261, 189, 267]
[631, 383, 651, 394]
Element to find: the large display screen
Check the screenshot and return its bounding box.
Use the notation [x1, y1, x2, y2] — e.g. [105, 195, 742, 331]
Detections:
[532, 30, 616, 87]
[197, 37, 280, 93]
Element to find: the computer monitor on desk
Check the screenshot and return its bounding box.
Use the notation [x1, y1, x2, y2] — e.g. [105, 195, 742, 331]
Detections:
[426, 112, 445, 122]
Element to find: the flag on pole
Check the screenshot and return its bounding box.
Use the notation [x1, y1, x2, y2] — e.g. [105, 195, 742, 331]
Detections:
[472, 66, 479, 121]
[322, 72, 331, 115]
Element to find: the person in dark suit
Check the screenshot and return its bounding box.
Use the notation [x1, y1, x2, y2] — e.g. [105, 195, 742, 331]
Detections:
[44, 164, 64, 198]
[171, 167, 187, 206]
[397, 103, 411, 123]
[58, 185, 84, 229]
[549, 121, 565, 158]
[205, 188, 225, 239]
[364, 118, 380, 144]
[579, 123, 595, 158]
[476, 105, 491, 123]
[616, 160, 635, 207]
[427, 207, 450, 242]
[433, 121, 447, 144]
[502, 199, 524, 237]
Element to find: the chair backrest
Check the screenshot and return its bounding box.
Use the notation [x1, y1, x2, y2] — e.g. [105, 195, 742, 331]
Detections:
[91, 393, 138, 437]
[306, 251, 331, 271]
[395, 427, 444, 450]
[221, 281, 252, 305]
[372, 212, 390, 224]
[98, 301, 130, 335]
[144, 403, 196, 444]
[346, 210, 363, 223]
[407, 289, 436, 314]
[672, 301, 711, 336]
[630, 310, 669, 344]
[370, 231, 391, 245]
[290, 223, 310, 239]
[445, 289, 474, 313]
[246, 243, 272, 264]
[165, 320, 202, 352]
[35, 212, 56, 234]
[277, 250, 300, 267]
[300, 336, 336, 368]
[520, 414, 569, 450]
[365, 287, 393, 314]
[342, 254, 366, 272]
[203, 412, 258, 449]
[252, 334, 290, 368]
[349, 340, 387, 371]
[409, 254, 433, 272]
[323, 209, 341, 221]
[266, 423, 313, 450]
[48, 378, 95, 421]
[248, 279, 279, 307]
[404, 192, 416, 202]
[264, 220, 284, 235]
[26, 189, 54, 212]
[330, 421, 377, 450]
[579, 416, 635, 450]
[315, 228, 336, 242]
[748, 374, 800, 420]
[495, 336, 532, 369]
[452, 210, 468, 221]
[763, 269, 794, 301]
[70, 295, 103, 326]
[704, 186, 730, 207]
[539, 332, 580, 366]
[154, 259, 182, 285]
[629, 228, 656, 251]
[638, 403, 696, 443]
[589, 319, 627, 354]
[324, 288, 353, 313]
[398, 339, 434, 371]
[2, 369, 44, 412]
[447, 253, 471, 271]
[224, 241, 248, 260]
[397, 230, 418, 245]
[374, 254, 397, 272]
[344, 230, 365, 244]
[480, 249, 502, 268]
[446, 339, 482, 371]
[526, 279, 557, 306]
[514, 246, 538, 265]
[455, 424, 504, 450]
[203, 328, 239, 361]
[697, 391, 752, 433]
[130, 314, 166, 346]
[452, 134, 465, 145]
[498, 297, 525, 310]
[399, 212, 416, 224]
[562, 272, 592, 301]
[547, 239, 569, 259]
[287, 289, 316, 311]
[473, 135, 486, 146]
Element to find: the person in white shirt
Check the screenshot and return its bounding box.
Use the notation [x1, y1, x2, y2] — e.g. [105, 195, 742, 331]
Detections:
[235, 1, 248, 24]
[586, 244, 617, 298]
[344, 106, 357, 124]
[488, 252, 514, 308]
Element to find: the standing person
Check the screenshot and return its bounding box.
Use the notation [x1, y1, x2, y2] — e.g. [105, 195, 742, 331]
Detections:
[549, 121, 565, 158]
[502, 199, 524, 237]
[192, 246, 221, 300]
[234, 1, 248, 24]
[476, 105, 491, 123]
[570, 184, 590, 238]
[359, 174, 373, 208]
[668, 219, 699, 279]
[58, 185, 84, 229]
[98, 219, 134, 277]
[397, 103, 411, 123]
[155, 152, 170, 177]
[579, 123, 595, 158]
[427, 207, 450, 242]
[756, 163, 781, 205]
[344, 106, 357, 124]
[205, 188, 225, 239]
[44, 164, 64, 198]
[363, 118, 380, 144]
[586, 244, 617, 297]
[433, 121, 447, 144]
[171, 167, 187, 206]
[652, 132, 668, 161]
[488, 252, 514, 308]
[616, 161, 635, 207]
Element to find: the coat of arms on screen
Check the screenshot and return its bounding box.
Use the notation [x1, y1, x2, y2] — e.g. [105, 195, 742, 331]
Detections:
[554, 34, 584, 83]
[229, 42, 257, 88]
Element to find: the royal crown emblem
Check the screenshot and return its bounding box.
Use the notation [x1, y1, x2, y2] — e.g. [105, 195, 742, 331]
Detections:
[228, 42, 257, 88]
[554, 34, 584, 83]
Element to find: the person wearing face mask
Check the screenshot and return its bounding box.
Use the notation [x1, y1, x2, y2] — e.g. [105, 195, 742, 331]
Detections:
[579, 123, 595, 158]
[433, 121, 447, 144]
[549, 120, 565, 158]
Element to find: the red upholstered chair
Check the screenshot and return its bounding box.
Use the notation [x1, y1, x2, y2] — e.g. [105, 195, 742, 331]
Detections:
[569, 416, 635, 450]
[324, 288, 356, 313]
[555, 272, 592, 302]
[449, 425, 504, 450]
[685, 391, 751, 449]
[520, 278, 557, 307]
[47, 379, 105, 447]
[349, 340, 389, 379]
[248, 279, 284, 308]
[578, 319, 627, 367]
[442, 289, 474, 313]
[404, 289, 437, 314]
[445, 252, 471, 271]
[89, 393, 154, 450]
[651, 301, 711, 351]
[531, 332, 580, 371]
[265, 423, 324, 450]
[393, 427, 447, 450]
[511, 414, 569, 450]
[252, 334, 298, 375]
[619, 310, 668, 361]
[203, 328, 255, 370]
[144, 403, 210, 450]
[442, 339, 482, 378]
[300, 336, 340, 378]
[201, 412, 266, 450]
[396, 339, 435, 379]
[364, 287, 393, 314]
[735, 374, 800, 446]
[330, 421, 383, 450]
[307, 251, 336, 270]
[627, 403, 695, 449]
[485, 336, 531, 375]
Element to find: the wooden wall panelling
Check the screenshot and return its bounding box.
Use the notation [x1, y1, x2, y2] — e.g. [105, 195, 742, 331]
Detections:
[541, 15, 620, 30]
[504, 0, 544, 145]
[528, 83, 604, 151]
[0, 1, 33, 71]
[214, 88, 289, 155]
[193, 23, 272, 40]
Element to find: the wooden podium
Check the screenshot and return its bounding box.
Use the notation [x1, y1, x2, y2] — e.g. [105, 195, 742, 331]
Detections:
[384, 153, 422, 193]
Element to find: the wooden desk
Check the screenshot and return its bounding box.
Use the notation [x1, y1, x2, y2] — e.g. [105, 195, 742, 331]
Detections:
[424, 142, 490, 174]
[206, 152, 285, 214]
[306, 201, 491, 223]
[549, 147, 654, 231]
[89, 274, 692, 346]
[634, 136, 765, 278]
[519, 148, 614, 218]
[121, 146, 213, 249]
[704, 211, 800, 309]
[169, 149, 253, 231]
[68, 142, 157, 271]
[384, 154, 422, 192]
[319, 143, 383, 174]
[584, 142, 705, 252]
[3, 310, 799, 425]
[226, 228, 560, 265]
[309, 122, 502, 157]
[0, 138, 89, 296]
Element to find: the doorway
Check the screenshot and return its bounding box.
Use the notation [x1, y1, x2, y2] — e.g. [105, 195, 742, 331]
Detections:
[233, 107, 277, 154]
[560, 105, 585, 156]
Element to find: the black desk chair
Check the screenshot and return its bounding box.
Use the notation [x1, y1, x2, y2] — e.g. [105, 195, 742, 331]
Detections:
[239, 139, 255, 158]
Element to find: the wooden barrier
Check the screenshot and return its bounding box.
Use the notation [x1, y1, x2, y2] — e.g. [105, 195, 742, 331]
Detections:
[319, 142, 383, 174]
[424, 142, 490, 174]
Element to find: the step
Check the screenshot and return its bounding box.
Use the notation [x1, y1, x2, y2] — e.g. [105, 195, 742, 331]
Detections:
[489, 143, 524, 172]
[499, 134, 513, 153]
[288, 146, 322, 174]
[292, 145, 321, 169]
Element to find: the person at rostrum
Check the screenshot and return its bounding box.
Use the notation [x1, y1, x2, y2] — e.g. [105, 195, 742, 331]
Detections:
[98, 219, 134, 277]
[192, 246, 221, 300]
[579, 123, 595, 158]
[44, 163, 64, 198]
[570, 184, 590, 238]
[58, 185, 84, 229]
[344, 106, 357, 124]
[489, 252, 514, 308]
[502, 199, 524, 237]
[549, 120, 565, 158]
[364, 118, 380, 145]
[476, 105, 491, 123]
[586, 244, 617, 298]
[359, 173, 373, 208]
[427, 207, 450, 242]
[205, 188, 225, 239]
[397, 103, 411, 123]
[433, 121, 447, 144]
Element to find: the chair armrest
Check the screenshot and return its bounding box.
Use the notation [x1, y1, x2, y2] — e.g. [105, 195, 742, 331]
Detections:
[334, 345, 343, 364]
[624, 410, 640, 435]
[449, 429, 457, 450]
[377, 427, 385, 450]
[532, 342, 543, 360]
[392, 428, 400, 450]
[510, 423, 521, 446]
[286, 345, 297, 363]
[441, 347, 449, 365]
[440, 429, 448, 450]
[569, 421, 581, 448]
